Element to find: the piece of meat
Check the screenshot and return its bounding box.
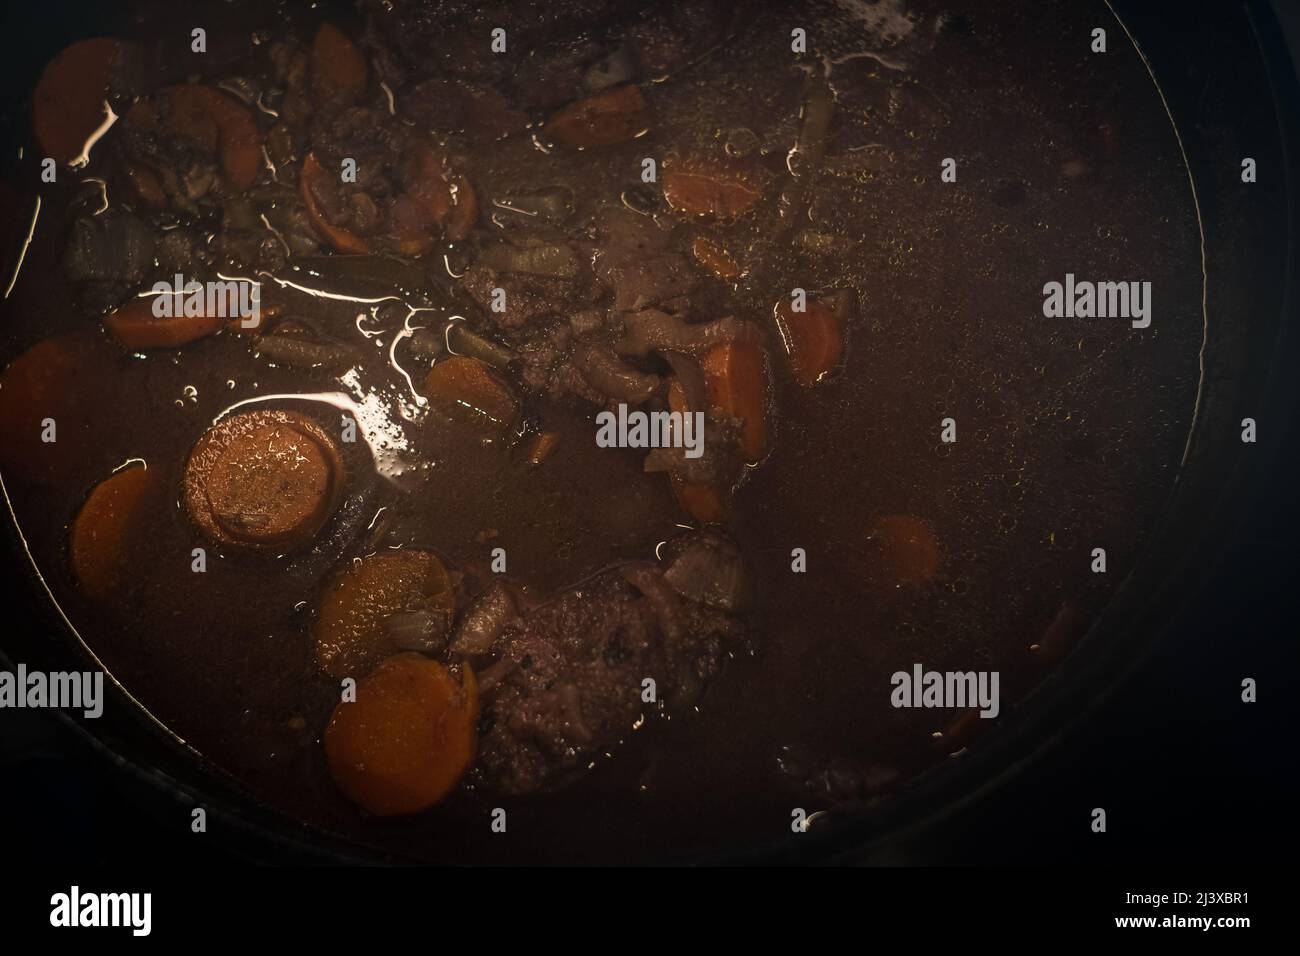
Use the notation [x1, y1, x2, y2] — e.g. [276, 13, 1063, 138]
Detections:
[359, 0, 623, 110]
[460, 263, 596, 330]
[476, 536, 744, 794]
[593, 207, 697, 311]
[615, 309, 742, 358]
[114, 86, 262, 212]
[511, 319, 573, 393]
[183, 409, 346, 551]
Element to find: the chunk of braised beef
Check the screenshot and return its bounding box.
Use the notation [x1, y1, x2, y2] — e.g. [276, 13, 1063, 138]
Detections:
[593, 206, 697, 311]
[475, 541, 744, 794]
[461, 263, 597, 330]
[615, 309, 741, 358]
[511, 319, 574, 394]
[360, 0, 620, 109]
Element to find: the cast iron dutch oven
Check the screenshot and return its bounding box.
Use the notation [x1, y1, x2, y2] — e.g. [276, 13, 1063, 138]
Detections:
[0, 0, 1297, 864]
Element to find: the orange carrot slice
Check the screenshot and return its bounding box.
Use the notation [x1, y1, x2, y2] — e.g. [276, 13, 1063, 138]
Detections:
[33, 38, 118, 165]
[310, 23, 367, 104]
[691, 236, 741, 279]
[774, 298, 843, 386]
[423, 356, 520, 432]
[701, 340, 767, 461]
[545, 85, 648, 148]
[526, 430, 561, 466]
[300, 152, 371, 254]
[665, 379, 730, 522]
[664, 155, 766, 218]
[388, 149, 477, 250]
[324, 654, 478, 816]
[670, 473, 729, 524]
[315, 550, 456, 679]
[70, 464, 158, 601]
[103, 288, 243, 349]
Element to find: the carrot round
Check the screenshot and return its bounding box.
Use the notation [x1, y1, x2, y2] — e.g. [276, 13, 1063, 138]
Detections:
[701, 340, 767, 461]
[103, 292, 231, 349]
[33, 38, 118, 165]
[664, 155, 765, 218]
[315, 550, 456, 678]
[774, 298, 844, 386]
[300, 152, 371, 254]
[310, 23, 368, 104]
[423, 356, 520, 432]
[545, 85, 648, 149]
[70, 464, 158, 601]
[325, 654, 478, 816]
[184, 409, 346, 551]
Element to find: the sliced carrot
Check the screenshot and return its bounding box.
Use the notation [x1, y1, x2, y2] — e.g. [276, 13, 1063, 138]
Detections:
[864, 514, 942, 591]
[103, 289, 239, 349]
[162, 85, 262, 193]
[423, 356, 520, 432]
[225, 297, 278, 335]
[670, 474, 729, 524]
[33, 38, 118, 165]
[388, 149, 477, 249]
[774, 298, 844, 386]
[310, 23, 368, 105]
[300, 152, 371, 254]
[545, 85, 648, 149]
[663, 154, 766, 218]
[701, 340, 767, 461]
[526, 430, 561, 466]
[691, 236, 741, 279]
[402, 148, 451, 223]
[70, 464, 158, 601]
[0, 337, 83, 480]
[386, 149, 450, 255]
[666, 380, 731, 522]
[186, 411, 345, 551]
[324, 654, 478, 816]
[315, 550, 456, 678]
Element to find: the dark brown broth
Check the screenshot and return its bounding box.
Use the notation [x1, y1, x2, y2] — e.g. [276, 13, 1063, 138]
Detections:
[0, 0, 1203, 861]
